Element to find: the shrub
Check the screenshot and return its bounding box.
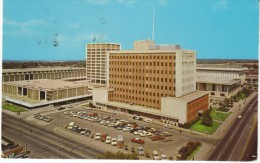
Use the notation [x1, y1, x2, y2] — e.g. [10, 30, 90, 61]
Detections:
[201, 115, 213, 126]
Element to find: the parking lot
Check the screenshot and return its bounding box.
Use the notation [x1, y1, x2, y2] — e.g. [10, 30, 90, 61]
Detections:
[21, 105, 203, 159]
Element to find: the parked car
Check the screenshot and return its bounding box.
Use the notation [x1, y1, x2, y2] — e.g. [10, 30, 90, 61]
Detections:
[164, 124, 173, 129]
[137, 147, 144, 156]
[106, 136, 111, 144]
[161, 154, 167, 160]
[117, 135, 124, 148]
[100, 133, 107, 142]
[140, 131, 152, 137]
[133, 116, 143, 121]
[111, 138, 117, 146]
[238, 115, 242, 119]
[162, 131, 172, 137]
[108, 123, 115, 127]
[76, 127, 82, 133]
[80, 129, 87, 135]
[85, 130, 91, 137]
[131, 138, 145, 144]
[63, 111, 70, 115]
[100, 120, 106, 125]
[123, 127, 133, 132]
[95, 133, 101, 140]
[150, 135, 165, 141]
[72, 126, 78, 132]
[153, 150, 161, 160]
[144, 118, 154, 124]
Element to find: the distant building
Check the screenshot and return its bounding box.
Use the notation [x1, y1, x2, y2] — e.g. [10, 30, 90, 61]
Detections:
[2, 67, 86, 83]
[86, 43, 121, 85]
[196, 67, 248, 102]
[93, 40, 209, 125]
[2, 79, 91, 108]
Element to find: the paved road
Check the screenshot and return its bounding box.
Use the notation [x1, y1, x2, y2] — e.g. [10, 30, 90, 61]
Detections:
[2, 113, 104, 159]
[207, 94, 258, 161]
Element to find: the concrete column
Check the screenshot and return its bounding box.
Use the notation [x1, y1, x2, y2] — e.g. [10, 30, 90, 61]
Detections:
[45, 91, 47, 102]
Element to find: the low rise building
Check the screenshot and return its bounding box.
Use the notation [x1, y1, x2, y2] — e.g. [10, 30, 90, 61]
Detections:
[2, 67, 86, 83]
[196, 67, 248, 102]
[2, 79, 91, 108]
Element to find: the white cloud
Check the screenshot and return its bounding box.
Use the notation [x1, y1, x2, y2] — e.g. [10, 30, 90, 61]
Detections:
[4, 18, 48, 35]
[68, 23, 81, 29]
[158, 0, 167, 6]
[213, 0, 227, 11]
[4, 18, 48, 27]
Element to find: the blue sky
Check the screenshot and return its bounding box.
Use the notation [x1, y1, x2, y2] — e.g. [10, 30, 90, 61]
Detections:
[3, 0, 259, 60]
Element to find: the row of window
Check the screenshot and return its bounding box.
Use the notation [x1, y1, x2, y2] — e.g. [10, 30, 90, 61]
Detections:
[113, 89, 174, 96]
[109, 61, 176, 67]
[110, 54, 175, 60]
[110, 77, 175, 84]
[110, 69, 175, 75]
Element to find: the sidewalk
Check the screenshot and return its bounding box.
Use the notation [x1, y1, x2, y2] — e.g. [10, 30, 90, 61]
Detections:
[195, 92, 257, 160]
[212, 92, 257, 138]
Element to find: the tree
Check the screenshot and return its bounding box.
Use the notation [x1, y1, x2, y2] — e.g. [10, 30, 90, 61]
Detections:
[201, 116, 213, 126]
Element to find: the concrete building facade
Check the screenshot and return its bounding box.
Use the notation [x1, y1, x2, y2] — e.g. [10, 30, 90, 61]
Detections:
[196, 67, 247, 102]
[2, 79, 91, 108]
[2, 67, 86, 83]
[93, 40, 209, 125]
[86, 43, 121, 85]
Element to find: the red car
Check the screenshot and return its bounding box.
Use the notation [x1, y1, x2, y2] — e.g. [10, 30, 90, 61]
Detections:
[131, 138, 145, 144]
[150, 136, 165, 141]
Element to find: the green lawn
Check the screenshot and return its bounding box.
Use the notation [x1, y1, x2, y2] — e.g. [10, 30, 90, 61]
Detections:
[2, 104, 27, 112]
[210, 109, 231, 121]
[189, 119, 221, 135]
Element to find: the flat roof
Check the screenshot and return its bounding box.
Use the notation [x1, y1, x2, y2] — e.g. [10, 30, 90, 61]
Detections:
[178, 91, 209, 103]
[4, 79, 87, 90]
[96, 101, 179, 119]
[196, 67, 248, 72]
[163, 91, 209, 103]
[3, 67, 85, 73]
[196, 77, 241, 85]
[108, 49, 196, 54]
[87, 42, 120, 45]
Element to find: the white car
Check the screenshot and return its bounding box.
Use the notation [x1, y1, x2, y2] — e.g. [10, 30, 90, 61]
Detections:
[134, 130, 142, 135]
[106, 136, 111, 144]
[140, 131, 152, 137]
[164, 124, 173, 129]
[80, 129, 87, 135]
[95, 133, 101, 140]
[123, 127, 132, 132]
[153, 150, 161, 160]
[63, 111, 70, 115]
[161, 154, 167, 160]
[238, 115, 242, 119]
[108, 123, 115, 127]
[100, 120, 106, 125]
[111, 138, 117, 146]
[144, 118, 154, 124]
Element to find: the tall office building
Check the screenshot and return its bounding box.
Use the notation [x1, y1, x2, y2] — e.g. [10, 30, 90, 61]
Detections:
[93, 40, 209, 125]
[86, 43, 120, 85]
